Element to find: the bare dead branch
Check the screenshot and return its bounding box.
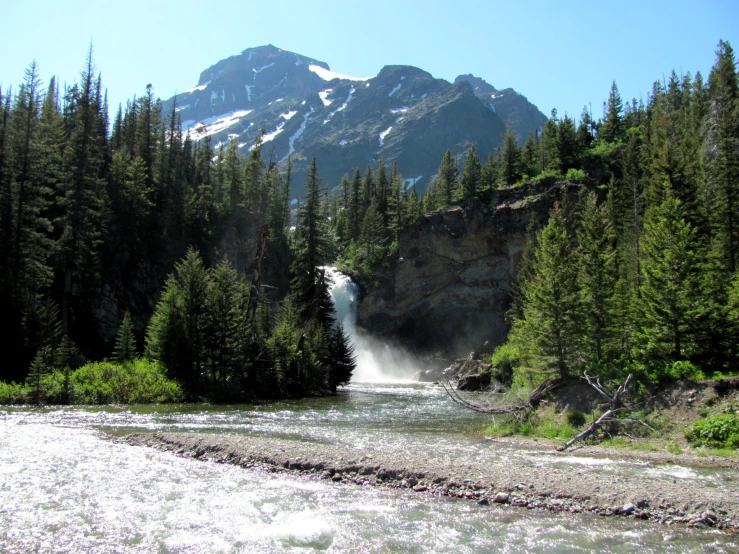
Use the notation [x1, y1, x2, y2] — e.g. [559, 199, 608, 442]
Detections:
[556, 374, 634, 452]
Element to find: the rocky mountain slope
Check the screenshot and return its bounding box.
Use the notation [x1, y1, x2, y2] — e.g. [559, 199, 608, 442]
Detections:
[454, 74, 549, 143]
[163, 45, 547, 196]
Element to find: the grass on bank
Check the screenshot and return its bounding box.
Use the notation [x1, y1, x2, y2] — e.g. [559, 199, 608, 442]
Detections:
[0, 358, 183, 405]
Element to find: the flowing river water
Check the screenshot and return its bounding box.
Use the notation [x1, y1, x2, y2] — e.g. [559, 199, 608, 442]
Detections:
[1, 270, 737, 552]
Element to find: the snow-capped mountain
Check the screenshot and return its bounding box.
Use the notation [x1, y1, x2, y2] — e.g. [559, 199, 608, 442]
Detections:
[164, 44, 547, 196]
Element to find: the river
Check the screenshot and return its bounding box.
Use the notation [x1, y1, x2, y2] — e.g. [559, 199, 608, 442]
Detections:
[1, 270, 737, 552]
[2, 384, 738, 552]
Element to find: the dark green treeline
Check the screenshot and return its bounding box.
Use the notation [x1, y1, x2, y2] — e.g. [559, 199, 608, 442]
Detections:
[494, 41, 739, 385]
[0, 50, 354, 400]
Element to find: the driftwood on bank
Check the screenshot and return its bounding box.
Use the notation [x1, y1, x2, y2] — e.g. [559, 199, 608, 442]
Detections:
[440, 372, 564, 415]
[442, 366, 638, 451]
[556, 373, 634, 452]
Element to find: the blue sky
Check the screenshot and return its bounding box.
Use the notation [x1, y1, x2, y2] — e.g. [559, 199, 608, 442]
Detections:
[2, 0, 737, 124]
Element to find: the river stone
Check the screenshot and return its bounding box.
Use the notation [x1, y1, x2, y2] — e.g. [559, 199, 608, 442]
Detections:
[621, 503, 635, 515]
[493, 492, 509, 504]
[413, 484, 428, 492]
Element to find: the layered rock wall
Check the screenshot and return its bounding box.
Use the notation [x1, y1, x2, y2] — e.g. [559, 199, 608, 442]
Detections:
[357, 180, 588, 359]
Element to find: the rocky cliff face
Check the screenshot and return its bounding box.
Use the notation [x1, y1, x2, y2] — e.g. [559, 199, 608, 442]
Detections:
[356, 180, 586, 359]
[163, 45, 546, 197]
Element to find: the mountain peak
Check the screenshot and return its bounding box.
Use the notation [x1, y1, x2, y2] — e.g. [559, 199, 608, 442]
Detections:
[164, 47, 547, 197]
[455, 74, 546, 140]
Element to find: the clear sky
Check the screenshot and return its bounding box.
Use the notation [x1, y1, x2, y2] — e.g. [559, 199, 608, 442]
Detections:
[2, 0, 738, 123]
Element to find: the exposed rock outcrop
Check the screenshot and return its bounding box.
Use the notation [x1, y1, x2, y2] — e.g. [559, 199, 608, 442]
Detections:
[357, 179, 590, 359]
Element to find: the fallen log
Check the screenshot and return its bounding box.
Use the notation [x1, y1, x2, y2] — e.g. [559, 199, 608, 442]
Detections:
[556, 374, 633, 452]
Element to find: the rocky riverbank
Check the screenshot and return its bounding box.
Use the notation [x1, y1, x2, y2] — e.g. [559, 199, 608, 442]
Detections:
[120, 431, 739, 532]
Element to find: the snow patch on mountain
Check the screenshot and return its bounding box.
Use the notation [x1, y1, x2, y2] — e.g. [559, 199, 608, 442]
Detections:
[281, 110, 298, 120]
[184, 81, 210, 93]
[253, 62, 275, 76]
[308, 64, 370, 82]
[323, 86, 355, 125]
[388, 83, 402, 97]
[404, 175, 423, 188]
[244, 85, 253, 102]
[318, 89, 334, 107]
[379, 126, 393, 146]
[282, 108, 312, 161]
[183, 109, 253, 140]
[210, 90, 224, 105]
[254, 121, 285, 149]
[390, 106, 409, 114]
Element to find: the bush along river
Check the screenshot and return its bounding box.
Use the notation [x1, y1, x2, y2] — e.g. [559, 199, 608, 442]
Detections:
[1, 270, 738, 552]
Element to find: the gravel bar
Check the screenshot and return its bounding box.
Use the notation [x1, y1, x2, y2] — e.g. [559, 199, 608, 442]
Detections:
[120, 432, 739, 531]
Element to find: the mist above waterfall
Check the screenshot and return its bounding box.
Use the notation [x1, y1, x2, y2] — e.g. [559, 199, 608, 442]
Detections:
[325, 267, 421, 382]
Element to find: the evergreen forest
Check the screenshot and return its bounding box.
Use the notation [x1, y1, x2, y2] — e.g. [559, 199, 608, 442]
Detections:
[1, 40, 738, 403]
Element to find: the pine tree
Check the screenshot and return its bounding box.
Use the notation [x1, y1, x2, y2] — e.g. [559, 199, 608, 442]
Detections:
[460, 145, 481, 199]
[145, 248, 209, 395]
[26, 350, 50, 405]
[406, 186, 423, 225]
[600, 81, 625, 143]
[204, 259, 243, 386]
[327, 322, 355, 392]
[577, 107, 595, 152]
[437, 150, 458, 206]
[113, 311, 137, 363]
[520, 133, 539, 178]
[480, 153, 498, 191]
[387, 166, 405, 241]
[361, 164, 374, 205]
[510, 205, 581, 378]
[556, 114, 578, 172]
[577, 193, 617, 362]
[540, 111, 559, 171]
[360, 200, 385, 260]
[375, 160, 389, 227]
[706, 40, 739, 272]
[499, 124, 522, 186]
[348, 167, 362, 242]
[290, 158, 330, 321]
[57, 48, 109, 336]
[637, 195, 700, 360]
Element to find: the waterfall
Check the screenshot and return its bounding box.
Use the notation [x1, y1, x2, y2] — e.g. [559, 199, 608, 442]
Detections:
[324, 267, 420, 382]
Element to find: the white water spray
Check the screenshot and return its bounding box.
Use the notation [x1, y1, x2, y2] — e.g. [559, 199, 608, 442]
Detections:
[324, 267, 421, 382]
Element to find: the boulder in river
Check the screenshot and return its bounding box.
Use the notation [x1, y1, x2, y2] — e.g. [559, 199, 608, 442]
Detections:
[457, 373, 492, 391]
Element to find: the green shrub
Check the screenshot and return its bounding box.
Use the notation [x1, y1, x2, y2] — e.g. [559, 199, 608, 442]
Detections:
[684, 414, 739, 448]
[565, 168, 587, 182]
[490, 343, 518, 387]
[55, 359, 184, 404]
[0, 382, 28, 405]
[531, 169, 564, 183]
[665, 360, 704, 381]
[566, 410, 586, 427]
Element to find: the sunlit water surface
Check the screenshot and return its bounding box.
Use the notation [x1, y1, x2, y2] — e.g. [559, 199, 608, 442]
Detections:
[1, 383, 737, 552]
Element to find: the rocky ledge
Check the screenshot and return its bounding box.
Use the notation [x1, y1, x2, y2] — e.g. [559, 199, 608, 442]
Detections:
[120, 432, 739, 532]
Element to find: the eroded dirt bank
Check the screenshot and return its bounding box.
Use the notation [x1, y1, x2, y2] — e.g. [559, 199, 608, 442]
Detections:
[120, 432, 739, 531]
